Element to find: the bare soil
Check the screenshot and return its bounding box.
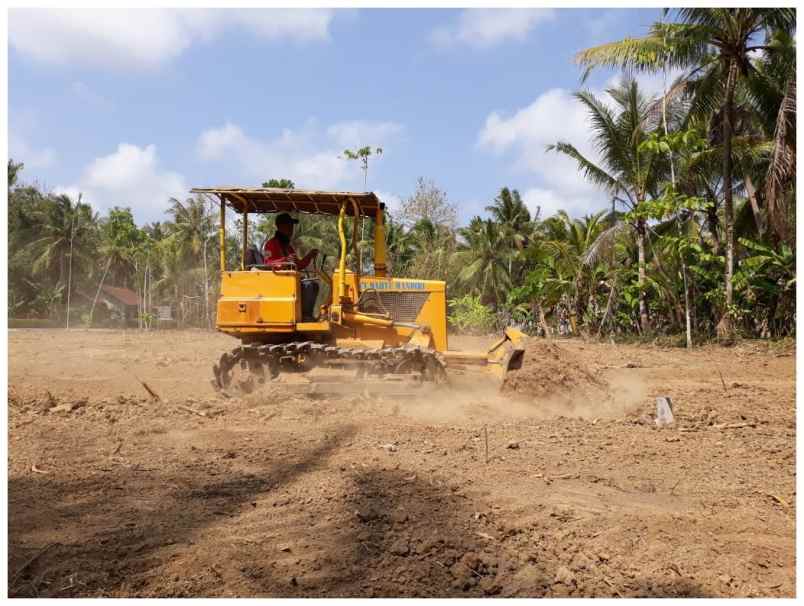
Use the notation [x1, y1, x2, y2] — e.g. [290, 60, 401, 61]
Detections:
[8, 329, 796, 597]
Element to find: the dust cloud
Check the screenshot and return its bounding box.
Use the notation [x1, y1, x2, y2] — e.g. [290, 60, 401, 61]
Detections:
[386, 367, 647, 426]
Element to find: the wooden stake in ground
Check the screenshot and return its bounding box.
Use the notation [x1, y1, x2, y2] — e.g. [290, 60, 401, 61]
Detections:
[140, 381, 161, 401]
[129, 372, 161, 402]
[483, 425, 489, 464]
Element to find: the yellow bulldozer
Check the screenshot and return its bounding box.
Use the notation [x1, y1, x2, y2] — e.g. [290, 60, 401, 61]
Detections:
[192, 187, 525, 396]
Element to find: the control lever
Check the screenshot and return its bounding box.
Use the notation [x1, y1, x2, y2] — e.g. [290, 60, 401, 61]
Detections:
[318, 253, 333, 291]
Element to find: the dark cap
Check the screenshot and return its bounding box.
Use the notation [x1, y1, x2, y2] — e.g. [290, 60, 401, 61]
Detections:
[275, 212, 299, 226]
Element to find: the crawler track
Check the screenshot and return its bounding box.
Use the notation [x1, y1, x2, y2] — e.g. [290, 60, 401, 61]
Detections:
[212, 341, 447, 395]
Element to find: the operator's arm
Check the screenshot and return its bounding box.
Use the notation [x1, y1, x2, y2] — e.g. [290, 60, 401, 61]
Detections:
[297, 248, 319, 270]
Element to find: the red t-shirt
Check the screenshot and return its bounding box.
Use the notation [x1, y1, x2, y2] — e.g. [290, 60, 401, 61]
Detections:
[262, 236, 312, 269]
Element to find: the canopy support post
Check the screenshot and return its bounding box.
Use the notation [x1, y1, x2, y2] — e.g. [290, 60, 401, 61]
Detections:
[373, 203, 387, 277]
[242, 210, 248, 270]
[337, 202, 348, 303]
[219, 195, 226, 273]
[349, 197, 361, 303]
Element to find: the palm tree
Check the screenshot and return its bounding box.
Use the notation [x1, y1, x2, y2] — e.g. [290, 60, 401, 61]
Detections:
[26, 194, 98, 293]
[8, 159, 23, 191]
[556, 210, 609, 323]
[485, 187, 531, 245]
[575, 7, 796, 333]
[746, 30, 796, 244]
[98, 207, 145, 287]
[485, 187, 532, 281]
[167, 195, 214, 263]
[384, 214, 415, 274]
[454, 218, 511, 307]
[167, 196, 215, 323]
[548, 79, 666, 332]
[154, 235, 185, 325]
[764, 73, 795, 245]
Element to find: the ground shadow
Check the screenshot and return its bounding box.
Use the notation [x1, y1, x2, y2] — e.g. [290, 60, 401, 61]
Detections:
[8, 423, 356, 597]
[9, 420, 713, 598]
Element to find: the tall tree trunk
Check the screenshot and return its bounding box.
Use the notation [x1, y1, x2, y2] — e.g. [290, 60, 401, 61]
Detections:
[142, 262, 149, 330]
[636, 217, 649, 334]
[743, 174, 765, 238]
[597, 279, 617, 338]
[66, 219, 75, 329]
[175, 284, 180, 328]
[703, 184, 722, 253]
[535, 301, 551, 338]
[660, 67, 692, 349]
[58, 252, 66, 298]
[88, 257, 113, 328]
[721, 58, 738, 336]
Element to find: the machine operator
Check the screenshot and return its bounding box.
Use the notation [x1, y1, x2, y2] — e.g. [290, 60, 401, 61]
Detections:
[262, 212, 320, 321]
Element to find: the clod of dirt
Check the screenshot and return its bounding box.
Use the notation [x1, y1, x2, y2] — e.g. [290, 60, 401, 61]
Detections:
[554, 565, 575, 586]
[390, 510, 408, 524]
[51, 399, 88, 414]
[356, 508, 381, 522]
[571, 552, 593, 571]
[501, 340, 605, 399]
[390, 539, 410, 556]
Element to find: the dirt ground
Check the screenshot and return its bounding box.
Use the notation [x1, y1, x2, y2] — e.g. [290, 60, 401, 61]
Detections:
[7, 329, 796, 597]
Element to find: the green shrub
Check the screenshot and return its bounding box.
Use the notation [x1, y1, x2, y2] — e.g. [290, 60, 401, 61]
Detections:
[448, 294, 495, 334]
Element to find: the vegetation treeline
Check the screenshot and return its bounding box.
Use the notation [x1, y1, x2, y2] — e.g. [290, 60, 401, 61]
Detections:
[7, 8, 795, 342]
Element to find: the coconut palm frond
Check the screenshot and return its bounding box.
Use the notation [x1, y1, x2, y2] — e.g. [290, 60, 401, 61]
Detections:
[765, 73, 796, 242]
[574, 34, 668, 81]
[582, 220, 633, 267]
[547, 142, 624, 195]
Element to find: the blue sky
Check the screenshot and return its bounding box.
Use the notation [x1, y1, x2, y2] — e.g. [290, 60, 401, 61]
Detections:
[9, 8, 665, 225]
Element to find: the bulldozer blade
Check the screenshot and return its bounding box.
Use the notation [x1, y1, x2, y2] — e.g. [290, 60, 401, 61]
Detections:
[486, 327, 526, 374]
[442, 327, 526, 384]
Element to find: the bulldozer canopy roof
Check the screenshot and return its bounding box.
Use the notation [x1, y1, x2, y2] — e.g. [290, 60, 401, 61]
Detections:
[190, 187, 383, 216]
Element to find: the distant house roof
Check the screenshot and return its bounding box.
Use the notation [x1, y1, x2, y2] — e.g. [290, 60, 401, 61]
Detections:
[102, 285, 141, 306]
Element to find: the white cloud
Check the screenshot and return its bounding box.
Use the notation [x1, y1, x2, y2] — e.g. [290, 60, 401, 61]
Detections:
[431, 9, 555, 49]
[196, 119, 404, 191]
[478, 87, 606, 216]
[56, 144, 188, 223]
[9, 8, 336, 69]
[478, 69, 686, 218]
